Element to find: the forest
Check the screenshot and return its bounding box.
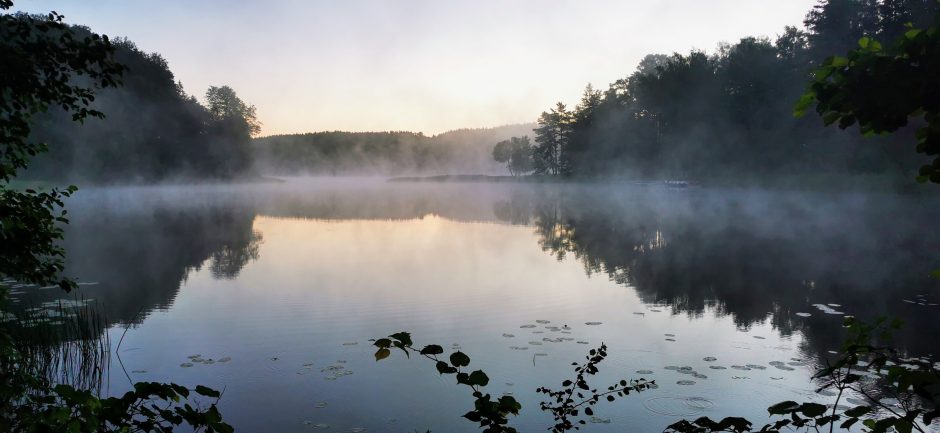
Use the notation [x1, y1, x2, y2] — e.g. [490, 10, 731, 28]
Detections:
[21, 22, 260, 183]
[253, 124, 535, 176]
[15, 1, 940, 186]
[511, 0, 940, 183]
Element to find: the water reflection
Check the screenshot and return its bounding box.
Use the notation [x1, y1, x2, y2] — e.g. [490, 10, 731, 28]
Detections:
[36, 181, 940, 358]
[9, 180, 937, 431]
[499, 186, 940, 358]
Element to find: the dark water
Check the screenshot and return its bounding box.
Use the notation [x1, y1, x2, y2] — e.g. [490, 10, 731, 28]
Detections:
[7, 178, 940, 432]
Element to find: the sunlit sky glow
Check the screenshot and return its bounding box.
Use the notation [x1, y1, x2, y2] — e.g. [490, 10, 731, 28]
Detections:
[24, 0, 816, 136]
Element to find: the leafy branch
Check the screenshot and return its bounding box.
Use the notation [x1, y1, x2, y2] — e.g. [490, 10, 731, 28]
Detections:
[373, 332, 522, 433]
[664, 317, 939, 433]
[536, 343, 654, 432]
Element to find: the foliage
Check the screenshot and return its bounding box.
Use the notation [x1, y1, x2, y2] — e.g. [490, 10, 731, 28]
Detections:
[2, 344, 233, 433]
[524, 0, 939, 182]
[795, 10, 940, 183]
[1, 2, 123, 288]
[1, 2, 232, 432]
[536, 343, 654, 432]
[492, 136, 534, 176]
[533, 103, 572, 176]
[664, 317, 940, 433]
[19, 28, 260, 182]
[372, 332, 652, 432]
[253, 124, 536, 176]
[372, 332, 522, 433]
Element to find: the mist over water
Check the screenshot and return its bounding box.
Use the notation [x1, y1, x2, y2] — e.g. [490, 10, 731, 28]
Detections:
[8, 178, 939, 432]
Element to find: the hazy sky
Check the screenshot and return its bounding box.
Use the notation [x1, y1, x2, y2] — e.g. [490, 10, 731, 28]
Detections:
[23, 0, 817, 136]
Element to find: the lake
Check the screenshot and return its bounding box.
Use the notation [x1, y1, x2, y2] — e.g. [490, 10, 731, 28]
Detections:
[8, 178, 940, 432]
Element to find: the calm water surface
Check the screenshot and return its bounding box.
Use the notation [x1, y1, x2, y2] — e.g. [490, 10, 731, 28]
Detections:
[11, 178, 940, 432]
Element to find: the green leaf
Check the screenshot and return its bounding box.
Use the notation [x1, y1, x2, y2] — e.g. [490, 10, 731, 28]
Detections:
[389, 332, 412, 347]
[419, 345, 444, 355]
[450, 351, 471, 368]
[194, 385, 220, 398]
[830, 56, 849, 68]
[436, 361, 458, 375]
[800, 402, 827, 417]
[768, 401, 800, 415]
[467, 370, 489, 387]
[374, 348, 391, 361]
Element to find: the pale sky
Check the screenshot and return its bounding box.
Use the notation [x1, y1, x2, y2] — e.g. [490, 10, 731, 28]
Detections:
[22, 1, 817, 136]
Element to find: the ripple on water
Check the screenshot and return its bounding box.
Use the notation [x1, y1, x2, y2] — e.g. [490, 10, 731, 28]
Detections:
[644, 396, 715, 416]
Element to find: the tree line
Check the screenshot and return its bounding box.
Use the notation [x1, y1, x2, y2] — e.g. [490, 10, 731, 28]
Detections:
[20, 19, 261, 183]
[253, 124, 535, 176]
[494, 0, 939, 183]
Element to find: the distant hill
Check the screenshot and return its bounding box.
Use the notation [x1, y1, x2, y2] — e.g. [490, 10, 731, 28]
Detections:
[252, 123, 537, 176]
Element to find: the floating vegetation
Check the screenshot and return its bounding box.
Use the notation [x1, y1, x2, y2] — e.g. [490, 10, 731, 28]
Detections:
[218, 357, 231, 363]
[730, 365, 751, 371]
[534, 353, 548, 357]
[589, 416, 611, 424]
[752, 336, 766, 340]
[576, 341, 589, 345]
[502, 333, 515, 338]
[532, 331, 544, 334]
[709, 366, 727, 370]
[665, 338, 676, 342]
[131, 369, 147, 373]
[520, 324, 536, 328]
[691, 373, 708, 379]
[644, 396, 715, 416]
[584, 322, 602, 326]
[636, 370, 654, 375]
[535, 320, 551, 324]
[769, 361, 796, 371]
[528, 341, 543, 346]
[633, 312, 645, 316]
[844, 397, 868, 406]
[703, 357, 717, 362]
[812, 303, 844, 315]
[542, 337, 564, 343]
[342, 342, 358, 346]
[795, 312, 812, 317]
[665, 333, 675, 337]
[664, 365, 681, 371]
[676, 380, 696, 385]
[746, 364, 767, 370]
[350, 428, 366, 432]
[180, 363, 194, 368]
[509, 346, 528, 351]
[321, 363, 354, 380]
